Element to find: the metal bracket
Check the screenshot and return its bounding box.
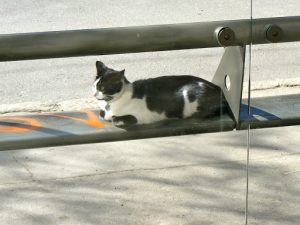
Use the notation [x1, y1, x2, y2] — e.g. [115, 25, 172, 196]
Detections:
[212, 46, 246, 126]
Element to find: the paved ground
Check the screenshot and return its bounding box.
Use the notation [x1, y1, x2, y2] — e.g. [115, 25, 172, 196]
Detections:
[0, 86, 299, 224]
[0, 126, 299, 225]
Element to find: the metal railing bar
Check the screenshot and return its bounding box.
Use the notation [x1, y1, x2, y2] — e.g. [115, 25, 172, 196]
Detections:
[0, 16, 299, 62]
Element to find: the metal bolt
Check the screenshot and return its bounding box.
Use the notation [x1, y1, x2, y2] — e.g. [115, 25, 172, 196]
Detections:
[215, 27, 235, 47]
[224, 34, 230, 40]
[272, 31, 279, 37]
[266, 24, 283, 42]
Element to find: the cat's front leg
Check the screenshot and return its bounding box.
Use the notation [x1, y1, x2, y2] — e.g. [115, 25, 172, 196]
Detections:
[99, 109, 114, 121]
[98, 100, 113, 121]
[112, 115, 138, 126]
[103, 109, 113, 121]
[99, 109, 106, 120]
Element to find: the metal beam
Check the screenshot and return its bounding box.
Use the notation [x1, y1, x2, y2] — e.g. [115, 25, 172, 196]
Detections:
[0, 16, 299, 61]
[0, 110, 234, 151]
[1, 92, 300, 151]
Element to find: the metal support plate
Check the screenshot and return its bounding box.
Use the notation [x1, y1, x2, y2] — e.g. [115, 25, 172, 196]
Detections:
[212, 46, 246, 125]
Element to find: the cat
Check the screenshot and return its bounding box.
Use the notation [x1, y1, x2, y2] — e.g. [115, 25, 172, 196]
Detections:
[92, 61, 230, 126]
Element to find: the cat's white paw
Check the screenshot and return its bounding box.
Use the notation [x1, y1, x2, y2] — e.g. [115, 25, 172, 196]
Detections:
[104, 111, 113, 121]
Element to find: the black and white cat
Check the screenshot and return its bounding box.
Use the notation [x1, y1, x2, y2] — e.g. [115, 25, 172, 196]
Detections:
[92, 61, 230, 126]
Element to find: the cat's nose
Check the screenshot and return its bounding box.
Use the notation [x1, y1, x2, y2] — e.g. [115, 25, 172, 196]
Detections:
[93, 91, 98, 97]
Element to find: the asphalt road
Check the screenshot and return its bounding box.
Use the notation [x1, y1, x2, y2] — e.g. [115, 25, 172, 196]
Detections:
[0, 0, 299, 105]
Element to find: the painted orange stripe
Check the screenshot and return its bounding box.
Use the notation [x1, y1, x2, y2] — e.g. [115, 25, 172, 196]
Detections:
[46, 110, 106, 128]
[0, 117, 42, 133]
[0, 110, 105, 133]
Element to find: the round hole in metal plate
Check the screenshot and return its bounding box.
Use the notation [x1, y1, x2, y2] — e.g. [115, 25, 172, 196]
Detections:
[225, 74, 231, 91]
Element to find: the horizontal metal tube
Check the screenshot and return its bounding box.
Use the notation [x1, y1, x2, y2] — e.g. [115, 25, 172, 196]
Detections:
[0, 16, 299, 61]
[0, 110, 235, 151]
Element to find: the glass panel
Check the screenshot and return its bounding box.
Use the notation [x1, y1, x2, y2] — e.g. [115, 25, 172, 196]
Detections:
[249, 0, 300, 224]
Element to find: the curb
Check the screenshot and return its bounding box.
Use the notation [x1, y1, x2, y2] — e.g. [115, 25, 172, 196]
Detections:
[0, 98, 98, 116]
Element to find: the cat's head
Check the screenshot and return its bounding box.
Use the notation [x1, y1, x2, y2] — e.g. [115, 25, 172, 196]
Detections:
[92, 61, 128, 102]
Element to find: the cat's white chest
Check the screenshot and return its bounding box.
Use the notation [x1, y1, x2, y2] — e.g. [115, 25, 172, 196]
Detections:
[110, 88, 166, 124]
[113, 99, 166, 124]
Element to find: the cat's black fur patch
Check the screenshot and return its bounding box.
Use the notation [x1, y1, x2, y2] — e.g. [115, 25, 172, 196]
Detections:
[99, 110, 106, 119]
[101, 81, 123, 96]
[112, 115, 138, 126]
[132, 75, 226, 119]
[196, 86, 229, 118]
[187, 90, 197, 102]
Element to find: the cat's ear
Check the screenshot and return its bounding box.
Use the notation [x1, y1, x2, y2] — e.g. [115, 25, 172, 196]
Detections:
[96, 61, 106, 74]
[120, 69, 130, 83]
[120, 69, 128, 81]
[120, 69, 125, 76]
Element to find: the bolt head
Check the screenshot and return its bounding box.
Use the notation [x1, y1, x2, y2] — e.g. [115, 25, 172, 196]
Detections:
[215, 27, 235, 46]
[266, 24, 283, 42]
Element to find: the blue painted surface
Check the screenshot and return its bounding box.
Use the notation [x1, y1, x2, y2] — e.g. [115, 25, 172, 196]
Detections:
[240, 104, 280, 121]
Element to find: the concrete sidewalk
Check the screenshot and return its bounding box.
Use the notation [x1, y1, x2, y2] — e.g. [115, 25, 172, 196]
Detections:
[0, 125, 299, 225]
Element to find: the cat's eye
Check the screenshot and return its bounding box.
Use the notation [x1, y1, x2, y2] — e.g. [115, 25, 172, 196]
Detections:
[96, 82, 104, 91]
